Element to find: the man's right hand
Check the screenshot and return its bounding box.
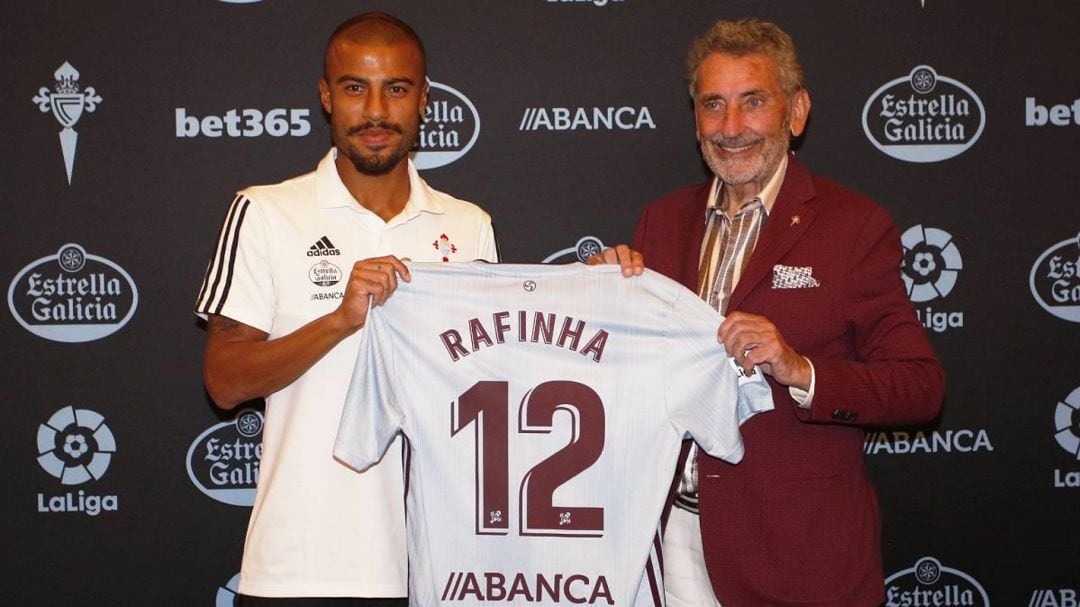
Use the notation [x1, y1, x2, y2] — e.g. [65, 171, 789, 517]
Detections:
[204, 255, 411, 409]
[335, 255, 411, 333]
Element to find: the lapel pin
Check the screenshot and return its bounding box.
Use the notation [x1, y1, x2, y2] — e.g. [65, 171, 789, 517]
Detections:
[790, 215, 801, 227]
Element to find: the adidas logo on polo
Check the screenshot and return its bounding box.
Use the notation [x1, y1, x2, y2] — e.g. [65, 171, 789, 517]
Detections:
[307, 236, 341, 257]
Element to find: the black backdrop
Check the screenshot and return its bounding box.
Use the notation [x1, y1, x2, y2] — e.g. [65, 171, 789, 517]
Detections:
[3, 1, 1078, 605]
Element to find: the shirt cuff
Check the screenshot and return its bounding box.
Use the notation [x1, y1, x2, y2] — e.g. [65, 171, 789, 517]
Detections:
[789, 357, 816, 409]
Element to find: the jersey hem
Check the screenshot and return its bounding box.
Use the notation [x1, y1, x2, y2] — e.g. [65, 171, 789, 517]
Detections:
[238, 580, 407, 598]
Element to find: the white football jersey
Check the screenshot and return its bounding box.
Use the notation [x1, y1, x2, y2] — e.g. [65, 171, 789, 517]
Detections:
[334, 262, 773, 606]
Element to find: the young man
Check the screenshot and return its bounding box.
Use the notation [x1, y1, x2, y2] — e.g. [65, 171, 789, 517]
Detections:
[195, 12, 497, 605]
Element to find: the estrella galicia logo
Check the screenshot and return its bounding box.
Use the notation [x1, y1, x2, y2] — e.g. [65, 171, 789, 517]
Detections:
[885, 557, 989, 606]
[32, 61, 102, 185]
[36, 405, 120, 516]
[186, 409, 263, 507]
[309, 261, 342, 287]
[414, 81, 479, 170]
[8, 243, 138, 343]
[542, 236, 605, 264]
[862, 65, 985, 162]
[1030, 233, 1080, 322]
[215, 573, 241, 607]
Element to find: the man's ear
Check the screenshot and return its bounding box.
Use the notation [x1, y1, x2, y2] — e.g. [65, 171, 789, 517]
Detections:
[419, 78, 430, 119]
[318, 78, 332, 115]
[789, 89, 811, 137]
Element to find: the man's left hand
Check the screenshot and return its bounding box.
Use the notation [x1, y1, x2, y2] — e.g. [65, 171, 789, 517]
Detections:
[719, 311, 812, 390]
[587, 244, 645, 277]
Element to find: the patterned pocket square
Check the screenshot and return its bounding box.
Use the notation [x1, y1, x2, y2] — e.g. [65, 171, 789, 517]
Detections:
[772, 264, 821, 289]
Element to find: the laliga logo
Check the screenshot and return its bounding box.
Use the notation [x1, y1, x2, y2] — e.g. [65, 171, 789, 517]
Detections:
[542, 236, 605, 264]
[884, 557, 989, 607]
[8, 243, 138, 343]
[32, 62, 102, 185]
[900, 225, 964, 333]
[1053, 386, 1080, 488]
[1054, 387, 1080, 460]
[215, 573, 241, 607]
[37, 406, 115, 485]
[862, 65, 984, 162]
[186, 409, 263, 507]
[36, 405, 120, 516]
[414, 81, 479, 170]
[1030, 233, 1080, 322]
[901, 225, 962, 301]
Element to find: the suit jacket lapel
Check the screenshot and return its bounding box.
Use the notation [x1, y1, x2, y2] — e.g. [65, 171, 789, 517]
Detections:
[729, 156, 818, 311]
[668, 183, 710, 291]
[682, 195, 708, 290]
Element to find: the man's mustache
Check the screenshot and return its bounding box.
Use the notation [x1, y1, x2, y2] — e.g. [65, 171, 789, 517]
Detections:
[347, 121, 404, 135]
[708, 133, 763, 148]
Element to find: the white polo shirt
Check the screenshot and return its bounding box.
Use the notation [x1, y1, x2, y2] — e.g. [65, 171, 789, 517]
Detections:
[195, 149, 498, 597]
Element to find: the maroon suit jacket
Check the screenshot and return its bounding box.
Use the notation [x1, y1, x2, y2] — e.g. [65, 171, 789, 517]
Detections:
[634, 156, 944, 606]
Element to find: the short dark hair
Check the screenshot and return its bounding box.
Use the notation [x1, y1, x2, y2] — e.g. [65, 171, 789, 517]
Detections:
[324, 12, 427, 79]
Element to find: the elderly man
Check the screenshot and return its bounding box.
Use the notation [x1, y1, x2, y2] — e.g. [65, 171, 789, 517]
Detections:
[622, 18, 944, 606]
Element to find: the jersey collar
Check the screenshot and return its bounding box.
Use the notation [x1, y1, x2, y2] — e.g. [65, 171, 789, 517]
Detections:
[316, 148, 447, 222]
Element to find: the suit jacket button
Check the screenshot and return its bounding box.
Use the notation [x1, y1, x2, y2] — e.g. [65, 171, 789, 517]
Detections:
[832, 409, 844, 419]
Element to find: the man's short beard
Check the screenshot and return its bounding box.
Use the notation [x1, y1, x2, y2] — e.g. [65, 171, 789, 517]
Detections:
[348, 148, 409, 176]
[340, 121, 415, 176]
[702, 111, 792, 186]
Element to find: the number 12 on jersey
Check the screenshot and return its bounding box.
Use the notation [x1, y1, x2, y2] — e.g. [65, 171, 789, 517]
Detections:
[451, 380, 606, 538]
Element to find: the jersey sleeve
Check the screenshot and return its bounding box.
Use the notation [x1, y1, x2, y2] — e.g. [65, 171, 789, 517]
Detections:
[193, 194, 275, 333]
[476, 214, 498, 262]
[333, 306, 405, 471]
[663, 289, 774, 463]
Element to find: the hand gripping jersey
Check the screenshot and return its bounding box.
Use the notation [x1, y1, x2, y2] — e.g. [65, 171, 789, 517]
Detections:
[334, 263, 773, 607]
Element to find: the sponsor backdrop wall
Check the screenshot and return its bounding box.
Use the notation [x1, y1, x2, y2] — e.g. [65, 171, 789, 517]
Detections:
[3, 1, 1077, 605]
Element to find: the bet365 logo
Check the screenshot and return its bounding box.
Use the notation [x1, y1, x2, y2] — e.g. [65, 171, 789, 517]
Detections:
[175, 108, 311, 138]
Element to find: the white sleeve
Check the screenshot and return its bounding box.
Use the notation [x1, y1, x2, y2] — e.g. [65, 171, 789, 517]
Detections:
[193, 194, 275, 333]
[334, 306, 405, 471]
[477, 215, 499, 262]
[663, 289, 774, 463]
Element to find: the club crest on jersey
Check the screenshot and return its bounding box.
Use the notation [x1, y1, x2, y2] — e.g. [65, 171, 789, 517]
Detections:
[434, 233, 458, 262]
